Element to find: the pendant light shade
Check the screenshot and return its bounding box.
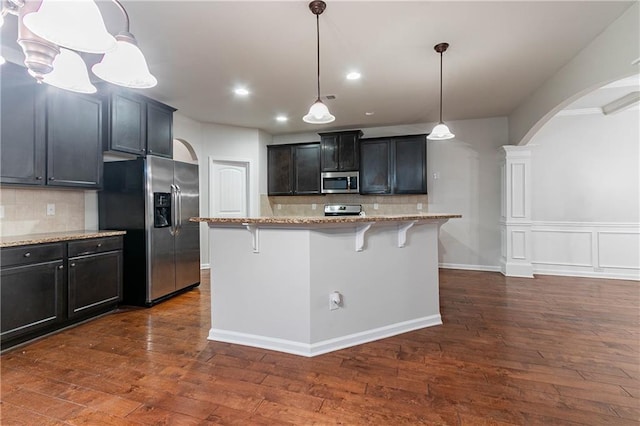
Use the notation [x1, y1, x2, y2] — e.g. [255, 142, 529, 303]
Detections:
[40, 48, 97, 94]
[92, 33, 157, 89]
[303, 98, 335, 124]
[303, 1, 334, 124]
[22, 0, 116, 54]
[427, 42, 455, 141]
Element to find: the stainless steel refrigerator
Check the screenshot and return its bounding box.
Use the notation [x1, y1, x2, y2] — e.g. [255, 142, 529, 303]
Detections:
[99, 157, 200, 306]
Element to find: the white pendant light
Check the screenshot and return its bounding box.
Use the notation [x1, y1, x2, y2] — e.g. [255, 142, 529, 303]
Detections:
[427, 42, 455, 141]
[92, 32, 157, 89]
[22, 0, 116, 54]
[40, 48, 97, 94]
[303, 1, 335, 124]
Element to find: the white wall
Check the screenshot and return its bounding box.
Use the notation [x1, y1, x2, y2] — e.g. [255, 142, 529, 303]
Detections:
[527, 108, 640, 279]
[274, 117, 508, 270]
[173, 113, 266, 268]
[509, 2, 639, 146]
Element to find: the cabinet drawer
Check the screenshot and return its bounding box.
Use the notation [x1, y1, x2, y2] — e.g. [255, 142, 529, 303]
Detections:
[1, 243, 64, 267]
[68, 237, 123, 257]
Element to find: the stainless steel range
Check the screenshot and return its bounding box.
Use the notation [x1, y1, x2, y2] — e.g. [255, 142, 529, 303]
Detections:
[324, 204, 362, 216]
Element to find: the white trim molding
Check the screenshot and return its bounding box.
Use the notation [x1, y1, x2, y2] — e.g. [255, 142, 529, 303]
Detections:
[209, 315, 442, 357]
[531, 221, 640, 281]
[500, 146, 534, 277]
[439, 263, 502, 273]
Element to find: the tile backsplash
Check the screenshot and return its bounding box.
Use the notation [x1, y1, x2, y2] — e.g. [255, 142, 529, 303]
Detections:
[0, 187, 86, 236]
[261, 194, 429, 217]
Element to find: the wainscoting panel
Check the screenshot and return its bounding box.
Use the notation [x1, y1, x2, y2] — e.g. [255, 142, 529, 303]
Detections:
[531, 222, 639, 280]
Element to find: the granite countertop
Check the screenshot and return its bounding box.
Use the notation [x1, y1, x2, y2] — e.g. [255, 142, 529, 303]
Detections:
[191, 213, 461, 225]
[0, 230, 127, 248]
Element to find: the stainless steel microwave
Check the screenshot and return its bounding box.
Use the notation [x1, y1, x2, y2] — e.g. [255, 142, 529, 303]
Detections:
[321, 171, 359, 194]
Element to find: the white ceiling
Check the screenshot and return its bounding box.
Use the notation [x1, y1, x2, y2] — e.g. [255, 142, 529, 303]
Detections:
[1, 1, 636, 135]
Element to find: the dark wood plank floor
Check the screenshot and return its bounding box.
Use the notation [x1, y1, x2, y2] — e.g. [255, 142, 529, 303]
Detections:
[1, 270, 638, 425]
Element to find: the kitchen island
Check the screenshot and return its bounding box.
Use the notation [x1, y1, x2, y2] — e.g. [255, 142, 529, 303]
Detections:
[192, 213, 461, 356]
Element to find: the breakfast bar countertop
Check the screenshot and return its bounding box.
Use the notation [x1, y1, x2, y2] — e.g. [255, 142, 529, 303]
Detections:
[0, 230, 127, 248]
[191, 213, 461, 225]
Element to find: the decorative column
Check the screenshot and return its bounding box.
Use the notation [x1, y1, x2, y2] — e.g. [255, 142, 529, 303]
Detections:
[500, 145, 534, 278]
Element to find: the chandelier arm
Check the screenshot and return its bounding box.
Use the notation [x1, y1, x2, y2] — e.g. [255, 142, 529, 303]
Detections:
[111, 0, 130, 33]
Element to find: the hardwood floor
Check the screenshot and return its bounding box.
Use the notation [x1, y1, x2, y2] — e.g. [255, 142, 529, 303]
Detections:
[1, 269, 638, 425]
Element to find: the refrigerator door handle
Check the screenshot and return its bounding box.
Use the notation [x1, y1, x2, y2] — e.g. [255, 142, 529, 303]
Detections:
[176, 184, 183, 235]
[170, 184, 178, 236]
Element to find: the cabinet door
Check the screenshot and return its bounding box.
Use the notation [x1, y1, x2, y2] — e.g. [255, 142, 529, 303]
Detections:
[146, 101, 174, 158]
[110, 92, 146, 155]
[0, 260, 64, 343]
[68, 251, 122, 318]
[320, 134, 339, 172]
[360, 139, 391, 194]
[47, 88, 103, 188]
[293, 144, 320, 195]
[393, 136, 427, 194]
[268, 145, 293, 195]
[0, 63, 46, 185]
[337, 133, 360, 171]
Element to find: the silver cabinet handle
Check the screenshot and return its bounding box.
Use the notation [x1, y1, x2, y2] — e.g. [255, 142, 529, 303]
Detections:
[97, 243, 102, 248]
[58, 265, 64, 270]
[36, 176, 43, 180]
[49, 177, 55, 181]
[24, 252, 31, 257]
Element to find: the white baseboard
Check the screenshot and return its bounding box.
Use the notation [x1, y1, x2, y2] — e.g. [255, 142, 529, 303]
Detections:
[439, 263, 501, 273]
[200, 263, 210, 270]
[208, 314, 442, 357]
[533, 265, 640, 281]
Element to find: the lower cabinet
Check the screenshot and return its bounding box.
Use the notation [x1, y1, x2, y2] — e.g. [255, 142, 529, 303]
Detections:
[68, 238, 123, 318]
[0, 236, 123, 350]
[0, 243, 65, 344]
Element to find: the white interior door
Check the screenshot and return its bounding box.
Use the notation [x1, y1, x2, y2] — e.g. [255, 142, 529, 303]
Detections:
[210, 159, 249, 217]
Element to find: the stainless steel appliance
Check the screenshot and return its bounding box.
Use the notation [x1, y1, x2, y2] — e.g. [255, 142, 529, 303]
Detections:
[321, 171, 359, 194]
[324, 204, 362, 216]
[99, 157, 200, 306]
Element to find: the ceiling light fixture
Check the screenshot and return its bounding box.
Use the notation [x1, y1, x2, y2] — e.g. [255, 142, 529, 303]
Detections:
[427, 42, 455, 140]
[2, 0, 156, 92]
[276, 115, 288, 122]
[346, 71, 361, 80]
[234, 87, 250, 96]
[303, 0, 335, 125]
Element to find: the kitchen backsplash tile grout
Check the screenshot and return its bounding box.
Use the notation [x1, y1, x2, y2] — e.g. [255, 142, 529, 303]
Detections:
[261, 194, 429, 216]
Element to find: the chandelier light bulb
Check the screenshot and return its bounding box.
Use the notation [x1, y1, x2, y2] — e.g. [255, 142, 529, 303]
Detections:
[23, 0, 116, 54]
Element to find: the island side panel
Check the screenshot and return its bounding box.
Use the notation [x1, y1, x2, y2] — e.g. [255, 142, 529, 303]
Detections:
[208, 227, 312, 346]
[308, 222, 442, 346]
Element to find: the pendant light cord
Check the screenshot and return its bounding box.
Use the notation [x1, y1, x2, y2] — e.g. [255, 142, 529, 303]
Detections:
[316, 13, 321, 101]
[439, 50, 443, 124]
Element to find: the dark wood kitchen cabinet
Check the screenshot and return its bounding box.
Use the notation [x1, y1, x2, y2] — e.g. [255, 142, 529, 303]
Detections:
[46, 88, 103, 188]
[0, 62, 46, 185]
[319, 130, 363, 172]
[0, 235, 124, 350]
[360, 134, 427, 195]
[0, 243, 65, 346]
[67, 237, 123, 319]
[105, 89, 176, 158]
[0, 63, 103, 189]
[267, 143, 320, 195]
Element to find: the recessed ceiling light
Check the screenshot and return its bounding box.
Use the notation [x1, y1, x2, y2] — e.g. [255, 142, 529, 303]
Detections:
[276, 115, 288, 122]
[234, 87, 249, 96]
[346, 71, 361, 80]
[365, 112, 374, 116]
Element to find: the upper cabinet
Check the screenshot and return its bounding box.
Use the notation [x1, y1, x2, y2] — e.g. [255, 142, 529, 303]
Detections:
[360, 134, 427, 195]
[46, 88, 103, 188]
[267, 143, 321, 195]
[319, 130, 363, 172]
[1, 63, 102, 189]
[104, 88, 176, 158]
[0, 62, 46, 185]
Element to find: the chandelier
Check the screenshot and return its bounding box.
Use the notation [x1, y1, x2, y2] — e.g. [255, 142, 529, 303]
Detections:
[0, 0, 157, 94]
